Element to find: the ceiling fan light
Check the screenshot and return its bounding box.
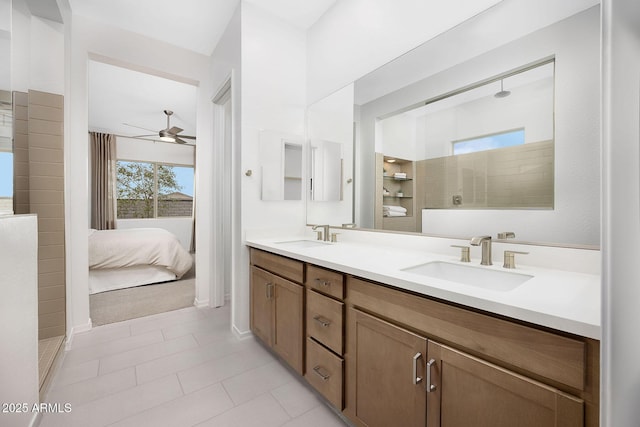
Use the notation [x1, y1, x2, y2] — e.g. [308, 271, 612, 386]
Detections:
[159, 129, 175, 142]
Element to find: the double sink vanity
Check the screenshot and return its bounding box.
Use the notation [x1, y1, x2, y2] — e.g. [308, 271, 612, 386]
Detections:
[246, 228, 600, 427]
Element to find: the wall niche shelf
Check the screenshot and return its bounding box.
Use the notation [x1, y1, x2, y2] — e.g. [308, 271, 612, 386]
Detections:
[375, 154, 420, 233]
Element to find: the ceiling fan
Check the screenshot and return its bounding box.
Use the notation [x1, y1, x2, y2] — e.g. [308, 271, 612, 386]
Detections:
[128, 110, 196, 144]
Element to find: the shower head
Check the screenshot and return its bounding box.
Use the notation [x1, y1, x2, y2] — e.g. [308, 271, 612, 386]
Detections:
[494, 79, 511, 98]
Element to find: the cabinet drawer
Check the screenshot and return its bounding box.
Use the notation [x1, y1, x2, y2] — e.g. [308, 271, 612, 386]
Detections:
[250, 249, 304, 283]
[307, 289, 344, 355]
[306, 264, 344, 299]
[305, 337, 344, 410]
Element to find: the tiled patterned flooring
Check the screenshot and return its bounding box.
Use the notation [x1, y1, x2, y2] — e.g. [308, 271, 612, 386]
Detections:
[39, 305, 348, 427]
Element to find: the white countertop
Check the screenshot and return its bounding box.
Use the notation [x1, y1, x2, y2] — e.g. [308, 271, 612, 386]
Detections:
[246, 236, 601, 340]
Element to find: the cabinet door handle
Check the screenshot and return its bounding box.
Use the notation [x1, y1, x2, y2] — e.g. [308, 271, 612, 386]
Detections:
[313, 315, 331, 327]
[412, 353, 423, 384]
[265, 282, 274, 299]
[426, 358, 437, 392]
[313, 365, 331, 381]
[314, 278, 330, 287]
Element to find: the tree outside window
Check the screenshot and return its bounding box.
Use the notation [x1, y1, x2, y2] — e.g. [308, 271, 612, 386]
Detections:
[116, 161, 193, 218]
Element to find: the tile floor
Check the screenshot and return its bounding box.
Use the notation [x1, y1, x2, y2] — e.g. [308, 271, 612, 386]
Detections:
[39, 305, 349, 427]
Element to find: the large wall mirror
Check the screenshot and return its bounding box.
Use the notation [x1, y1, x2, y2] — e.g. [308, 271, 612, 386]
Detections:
[308, 0, 600, 247]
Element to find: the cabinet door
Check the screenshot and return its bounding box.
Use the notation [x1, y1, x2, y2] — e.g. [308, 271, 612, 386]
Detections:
[347, 308, 427, 427]
[427, 341, 584, 427]
[250, 266, 273, 347]
[272, 277, 304, 374]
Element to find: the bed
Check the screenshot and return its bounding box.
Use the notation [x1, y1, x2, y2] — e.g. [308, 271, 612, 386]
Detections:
[88, 228, 193, 294]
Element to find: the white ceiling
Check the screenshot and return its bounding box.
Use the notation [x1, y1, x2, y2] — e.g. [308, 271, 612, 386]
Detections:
[79, 0, 338, 142]
[88, 61, 198, 141]
[69, 0, 337, 56]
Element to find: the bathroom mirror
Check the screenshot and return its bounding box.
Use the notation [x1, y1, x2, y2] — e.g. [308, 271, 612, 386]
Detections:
[306, 83, 354, 225]
[310, 139, 342, 202]
[376, 60, 554, 226]
[307, 0, 600, 247]
[260, 130, 303, 201]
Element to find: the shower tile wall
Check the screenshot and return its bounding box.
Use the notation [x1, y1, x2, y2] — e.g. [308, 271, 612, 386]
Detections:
[14, 90, 66, 339]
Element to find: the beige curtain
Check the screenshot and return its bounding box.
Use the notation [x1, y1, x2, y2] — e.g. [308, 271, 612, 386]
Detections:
[90, 132, 117, 230]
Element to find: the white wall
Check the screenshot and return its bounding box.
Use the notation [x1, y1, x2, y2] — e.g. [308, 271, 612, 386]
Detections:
[306, 0, 502, 104]
[116, 136, 195, 166]
[602, 0, 640, 424]
[0, 215, 39, 427]
[210, 5, 241, 310]
[235, 2, 307, 334]
[11, 0, 64, 94]
[63, 11, 213, 337]
[359, 7, 600, 246]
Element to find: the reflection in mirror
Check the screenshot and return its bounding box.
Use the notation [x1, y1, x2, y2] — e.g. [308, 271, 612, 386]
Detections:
[355, 3, 600, 246]
[284, 143, 303, 200]
[310, 139, 342, 201]
[306, 83, 354, 225]
[260, 130, 303, 201]
[376, 61, 554, 227]
[0, 90, 11, 215]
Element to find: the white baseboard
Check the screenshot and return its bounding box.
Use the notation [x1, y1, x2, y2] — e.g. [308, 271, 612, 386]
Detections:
[194, 298, 209, 308]
[66, 319, 92, 350]
[232, 324, 253, 340]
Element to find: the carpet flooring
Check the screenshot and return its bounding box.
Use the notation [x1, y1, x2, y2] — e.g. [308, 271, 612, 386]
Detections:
[90, 259, 196, 326]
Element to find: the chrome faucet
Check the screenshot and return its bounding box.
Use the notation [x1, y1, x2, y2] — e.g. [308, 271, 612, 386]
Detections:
[312, 224, 330, 241]
[470, 235, 492, 265]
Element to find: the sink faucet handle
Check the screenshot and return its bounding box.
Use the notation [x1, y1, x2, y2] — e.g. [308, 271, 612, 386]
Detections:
[503, 250, 529, 269]
[314, 230, 323, 241]
[497, 231, 516, 239]
[450, 245, 471, 262]
[312, 224, 330, 241]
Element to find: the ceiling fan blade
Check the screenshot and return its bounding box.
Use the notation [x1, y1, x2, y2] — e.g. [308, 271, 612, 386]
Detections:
[177, 134, 196, 140]
[123, 123, 157, 132]
[131, 134, 157, 138]
[174, 137, 189, 144]
[168, 126, 183, 134]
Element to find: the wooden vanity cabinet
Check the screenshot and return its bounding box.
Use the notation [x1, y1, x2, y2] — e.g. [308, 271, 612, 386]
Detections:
[346, 308, 428, 427]
[247, 250, 599, 427]
[427, 341, 583, 427]
[344, 276, 599, 427]
[250, 249, 304, 374]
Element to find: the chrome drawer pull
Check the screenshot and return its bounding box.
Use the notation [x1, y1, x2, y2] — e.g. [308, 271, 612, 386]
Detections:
[412, 353, 423, 384]
[314, 278, 330, 287]
[313, 365, 331, 381]
[313, 315, 331, 327]
[426, 358, 437, 392]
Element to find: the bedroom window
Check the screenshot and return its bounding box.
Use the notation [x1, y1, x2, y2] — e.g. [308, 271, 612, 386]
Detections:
[116, 161, 194, 219]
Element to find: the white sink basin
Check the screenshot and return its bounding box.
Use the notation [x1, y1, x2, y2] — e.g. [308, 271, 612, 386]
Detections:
[275, 240, 331, 249]
[401, 261, 532, 292]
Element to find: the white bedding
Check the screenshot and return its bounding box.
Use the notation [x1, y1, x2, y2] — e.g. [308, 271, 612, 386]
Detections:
[88, 265, 177, 294]
[89, 228, 193, 293]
